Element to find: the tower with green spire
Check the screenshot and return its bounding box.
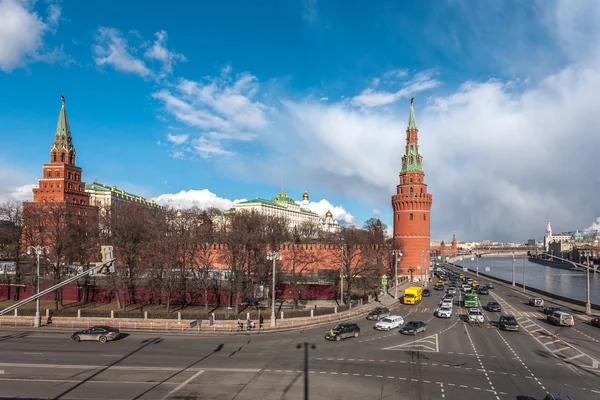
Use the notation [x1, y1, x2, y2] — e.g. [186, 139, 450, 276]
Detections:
[391, 97, 433, 280]
[31, 94, 90, 206]
[50, 94, 76, 165]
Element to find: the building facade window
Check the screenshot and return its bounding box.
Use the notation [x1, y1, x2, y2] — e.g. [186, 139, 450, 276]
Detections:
[61, 154, 65, 162]
[424, 214, 427, 221]
[409, 213, 413, 221]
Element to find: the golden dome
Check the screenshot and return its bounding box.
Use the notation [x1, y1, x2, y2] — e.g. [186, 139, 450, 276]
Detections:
[177, 208, 182, 214]
[302, 191, 309, 201]
[325, 209, 333, 219]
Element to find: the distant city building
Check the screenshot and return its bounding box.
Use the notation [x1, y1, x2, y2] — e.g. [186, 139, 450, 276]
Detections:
[85, 182, 164, 211]
[527, 238, 536, 246]
[227, 189, 340, 233]
[544, 219, 600, 258]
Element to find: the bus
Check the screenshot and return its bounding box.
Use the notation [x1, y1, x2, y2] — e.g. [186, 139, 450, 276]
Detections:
[464, 292, 479, 308]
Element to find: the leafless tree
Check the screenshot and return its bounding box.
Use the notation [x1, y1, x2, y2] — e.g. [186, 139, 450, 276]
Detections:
[284, 245, 320, 307]
[0, 201, 25, 300]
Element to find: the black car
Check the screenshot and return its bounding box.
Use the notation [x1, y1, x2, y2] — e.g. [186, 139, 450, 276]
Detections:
[478, 287, 489, 295]
[543, 306, 563, 315]
[485, 283, 494, 289]
[498, 315, 519, 331]
[486, 301, 502, 312]
[542, 394, 574, 400]
[325, 323, 360, 341]
[400, 321, 427, 335]
[366, 307, 390, 321]
[423, 289, 431, 297]
[434, 284, 444, 291]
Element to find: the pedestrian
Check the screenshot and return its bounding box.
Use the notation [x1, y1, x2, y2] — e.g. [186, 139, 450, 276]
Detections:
[259, 314, 264, 330]
[237, 318, 242, 331]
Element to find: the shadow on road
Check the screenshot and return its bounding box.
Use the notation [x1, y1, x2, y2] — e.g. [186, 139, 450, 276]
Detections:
[52, 337, 164, 399]
[0, 332, 30, 342]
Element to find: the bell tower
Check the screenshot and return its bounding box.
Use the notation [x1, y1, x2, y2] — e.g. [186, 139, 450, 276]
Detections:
[391, 97, 433, 279]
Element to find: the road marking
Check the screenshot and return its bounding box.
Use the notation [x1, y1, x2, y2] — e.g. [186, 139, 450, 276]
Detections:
[159, 370, 204, 400]
[0, 378, 179, 385]
[23, 352, 42, 355]
[383, 333, 439, 352]
[564, 354, 585, 361]
[0, 363, 261, 373]
[463, 324, 500, 400]
[551, 347, 571, 353]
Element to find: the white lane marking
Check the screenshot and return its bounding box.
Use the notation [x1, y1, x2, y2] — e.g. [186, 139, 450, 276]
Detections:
[23, 352, 42, 355]
[463, 324, 500, 400]
[564, 354, 585, 361]
[160, 370, 204, 400]
[0, 363, 261, 373]
[0, 378, 179, 385]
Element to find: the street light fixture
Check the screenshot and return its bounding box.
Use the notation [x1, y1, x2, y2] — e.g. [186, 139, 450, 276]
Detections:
[266, 251, 282, 328]
[392, 250, 403, 299]
[27, 245, 50, 328]
[581, 249, 593, 316]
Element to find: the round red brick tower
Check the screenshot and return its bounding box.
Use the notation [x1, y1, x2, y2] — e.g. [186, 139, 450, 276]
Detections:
[391, 97, 433, 281]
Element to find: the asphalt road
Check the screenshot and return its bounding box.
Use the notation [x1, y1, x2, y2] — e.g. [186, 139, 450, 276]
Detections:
[1, 279, 599, 400]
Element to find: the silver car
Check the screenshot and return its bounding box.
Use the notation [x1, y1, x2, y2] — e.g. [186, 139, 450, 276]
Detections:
[71, 326, 121, 343]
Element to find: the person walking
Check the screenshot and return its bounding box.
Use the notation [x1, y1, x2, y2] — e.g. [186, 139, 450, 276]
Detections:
[259, 314, 264, 331]
[237, 318, 242, 331]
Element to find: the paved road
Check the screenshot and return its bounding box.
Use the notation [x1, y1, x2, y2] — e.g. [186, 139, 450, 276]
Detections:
[1, 280, 599, 399]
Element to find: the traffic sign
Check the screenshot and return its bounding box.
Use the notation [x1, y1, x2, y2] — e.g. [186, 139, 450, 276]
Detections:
[381, 278, 388, 286]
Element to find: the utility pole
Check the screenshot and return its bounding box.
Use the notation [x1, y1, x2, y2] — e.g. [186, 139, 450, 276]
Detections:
[476, 253, 480, 277]
[392, 250, 402, 299]
[27, 245, 49, 328]
[267, 251, 281, 328]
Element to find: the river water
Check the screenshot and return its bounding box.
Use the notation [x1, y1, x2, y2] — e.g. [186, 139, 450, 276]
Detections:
[454, 256, 600, 305]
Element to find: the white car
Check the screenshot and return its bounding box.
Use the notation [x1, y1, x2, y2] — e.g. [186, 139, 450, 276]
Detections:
[468, 308, 485, 324]
[437, 306, 452, 318]
[374, 315, 405, 331]
[439, 299, 453, 308]
[462, 284, 471, 292]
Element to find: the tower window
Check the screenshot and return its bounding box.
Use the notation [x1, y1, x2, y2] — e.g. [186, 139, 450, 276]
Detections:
[61, 154, 65, 162]
[410, 178, 413, 183]
[410, 188, 413, 198]
[47, 171, 51, 178]
[424, 214, 427, 221]
[409, 213, 413, 221]
[55, 171, 60, 177]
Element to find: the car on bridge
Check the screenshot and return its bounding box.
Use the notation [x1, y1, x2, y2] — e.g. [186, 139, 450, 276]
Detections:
[423, 289, 432, 297]
[591, 317, 600, 328]
[478, 287, 489, 295]
[434, 283, 444, 291]
[325, 324, 361, 341]
[543, 393, 574, 400]
[498, 315, 519, 331]
[485, 282, 494, 289]
[446, 287, 457, 295]
[400, 321, 427, 335]
[71, 326, 121, 343]
[375, 315, 405, 331]
[547, 311, 575, 327]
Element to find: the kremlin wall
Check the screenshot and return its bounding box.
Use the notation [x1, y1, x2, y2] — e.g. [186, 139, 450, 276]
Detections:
[15, 95, 458, 304]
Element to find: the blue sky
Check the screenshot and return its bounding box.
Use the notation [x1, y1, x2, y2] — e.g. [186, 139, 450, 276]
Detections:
[2, 0, 600, 242]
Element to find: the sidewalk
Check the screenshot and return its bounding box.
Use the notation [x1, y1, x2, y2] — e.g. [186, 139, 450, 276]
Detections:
[0, 282, 409, 336]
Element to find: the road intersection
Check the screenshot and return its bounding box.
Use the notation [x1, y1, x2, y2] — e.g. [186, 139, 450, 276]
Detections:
[0, 276, 599, 399]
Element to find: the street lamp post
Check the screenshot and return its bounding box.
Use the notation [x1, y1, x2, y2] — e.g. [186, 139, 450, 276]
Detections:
[511, 253, 515, 287]
[392, 250, 403, 299]
[522, 255, 526, 292]
[582, 250, 592, 315]
[544, 252, 592, 316]
[266, 251, 281, 328]
[27, 245, 49, 328]
[475, 253, 480, 277]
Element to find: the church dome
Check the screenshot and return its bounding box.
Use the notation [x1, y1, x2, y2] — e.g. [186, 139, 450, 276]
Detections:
[325, 209, 333, 219]
[302, 191, 309, 201]
[572, 230, 583, 238]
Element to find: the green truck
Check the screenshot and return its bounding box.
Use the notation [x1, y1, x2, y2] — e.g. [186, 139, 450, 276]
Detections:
[464, 293, 479, 308]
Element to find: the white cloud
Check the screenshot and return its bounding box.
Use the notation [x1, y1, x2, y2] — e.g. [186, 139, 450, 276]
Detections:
[351, 71, 440, 108]
[0, 0, 64, 72]
[298, 199, 355, 225]
[166, 133, 188, 145]
[0, 165, 35, 203]
[583, 217, 600, 233]
[320, 97, 329, 101]
[153, 189, 245, 211]
[144, 30, 186, 75]
[153, 66, 268, 158]
[93, 27, 152, 78]
[372, 209, 381, 218]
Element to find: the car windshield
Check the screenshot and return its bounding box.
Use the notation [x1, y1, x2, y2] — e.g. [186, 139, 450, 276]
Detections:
[332, 325, 344, 330]
[405, 294, 415, 298]
[503, 317, 516, 322]
[440, 307, 450, 311]
[381, 318, 393, 323]
[406, 322, 418, 327]
[469, 310, 482, 315]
